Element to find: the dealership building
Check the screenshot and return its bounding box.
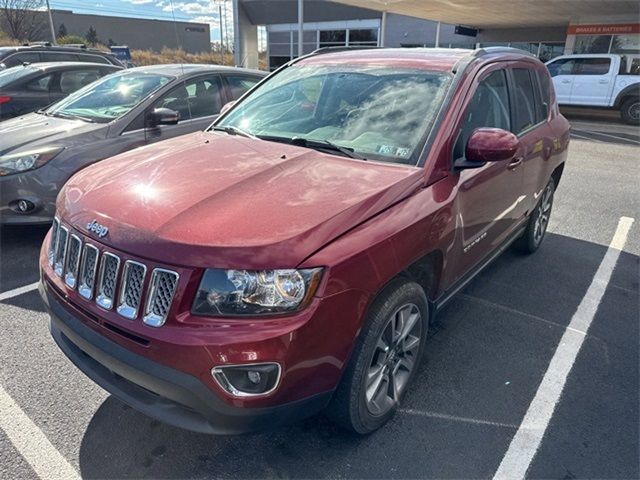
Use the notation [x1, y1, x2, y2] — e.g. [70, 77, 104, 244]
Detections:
[232, 0, 639, 70]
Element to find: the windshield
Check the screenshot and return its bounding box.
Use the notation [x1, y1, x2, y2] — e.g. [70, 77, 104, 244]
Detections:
[217, 64, 450, 164]
[45, 71, 173, 123]
[0, 66, 36, 87]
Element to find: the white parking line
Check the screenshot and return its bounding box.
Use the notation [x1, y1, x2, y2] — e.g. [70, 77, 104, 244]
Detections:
[400, 409, 518, 429]
[0, 282, 39, 302]
[493, 216, 634, 480]
[0, 384, 80, 480]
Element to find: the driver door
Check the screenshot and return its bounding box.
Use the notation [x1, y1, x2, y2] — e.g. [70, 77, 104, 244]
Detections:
[446, 67, 525, 282]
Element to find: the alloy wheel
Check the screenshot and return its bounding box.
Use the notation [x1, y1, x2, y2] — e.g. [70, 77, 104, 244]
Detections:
[365, 303, 422, 416]
[533, 183, 553, 245]
[629, 101, 640, 122]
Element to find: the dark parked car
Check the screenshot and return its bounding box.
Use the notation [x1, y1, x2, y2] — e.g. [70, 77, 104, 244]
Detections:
[0, 64, 265, 224]
[0, 44, 123, 70]
[0, 62, 122, 119]
[39, 48, 570, 434]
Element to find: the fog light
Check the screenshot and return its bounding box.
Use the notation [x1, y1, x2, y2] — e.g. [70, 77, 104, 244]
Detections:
[10, 199, 35, 214]
[212, 363, 281, 397]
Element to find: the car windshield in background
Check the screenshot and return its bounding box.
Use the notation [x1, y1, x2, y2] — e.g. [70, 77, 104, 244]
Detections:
[45, 71, 173, 123]
[217, 65, 451, 164]
[0, 66, 36, 87]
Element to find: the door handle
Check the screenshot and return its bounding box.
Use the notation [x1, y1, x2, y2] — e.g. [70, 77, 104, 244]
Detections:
[561, 79, 571, 84]
[508, 156, 523, 170]
[598, 79, 609, 84]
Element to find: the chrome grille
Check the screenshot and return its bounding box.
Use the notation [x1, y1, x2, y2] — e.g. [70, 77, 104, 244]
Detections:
[64, 235, 82, 289]
[48, 218, 60, 266]
[53, 226, 69, 277]
[96, 252, 120, 310]
[78, 244, 99, 299]
[117, 261, 146, 319]
[143, 269, 179, 327]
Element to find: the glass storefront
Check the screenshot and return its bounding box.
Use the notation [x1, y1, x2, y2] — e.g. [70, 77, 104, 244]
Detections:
[478, 42, 565, 62]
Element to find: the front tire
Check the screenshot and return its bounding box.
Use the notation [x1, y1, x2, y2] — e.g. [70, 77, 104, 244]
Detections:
[326, 279, 429, 434]
[621, 98, 640, 125]
[516, 177, 555, 254]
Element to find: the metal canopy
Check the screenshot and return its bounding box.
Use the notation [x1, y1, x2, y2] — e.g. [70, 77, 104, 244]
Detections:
[331, 0, 639, 28]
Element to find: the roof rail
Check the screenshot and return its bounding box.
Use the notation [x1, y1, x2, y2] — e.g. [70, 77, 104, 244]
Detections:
[64, 43, 88, 49]
[22, 41, 52, 47]
[474, 46, 536, 58]
[310, 45, 381, 56]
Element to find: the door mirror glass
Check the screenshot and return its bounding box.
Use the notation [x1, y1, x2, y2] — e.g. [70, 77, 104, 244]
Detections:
[220, 100, 236, 115]
[148, 107, 179, 127]
[465, 128, 519, 163]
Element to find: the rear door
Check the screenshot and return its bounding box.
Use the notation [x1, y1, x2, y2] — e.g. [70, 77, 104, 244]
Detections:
[546, 57, 575, 104]
[145, 74, 225, 143]
[568, 57, 615, 106]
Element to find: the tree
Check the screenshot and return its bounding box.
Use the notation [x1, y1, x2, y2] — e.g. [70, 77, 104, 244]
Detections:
[0, 0, 45, 41]
[85, 25, 98, 45]
[57, 23, 67, 37]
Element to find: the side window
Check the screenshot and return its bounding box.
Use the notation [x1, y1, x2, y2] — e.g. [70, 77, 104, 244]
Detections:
[26, 74, 54, 92]
[4, 52, 41, 67]
[59, 69, 104, 94]
[572, 58, 611, 75]
[43, 52, 77, 62]
[511, 69, 538, 134]
[536, 70, 553, 119]
[225, 75, 260, 100]
[546, 58, 574, 77]
[453, 70, 510, 160]
[153, 76, 224, 121]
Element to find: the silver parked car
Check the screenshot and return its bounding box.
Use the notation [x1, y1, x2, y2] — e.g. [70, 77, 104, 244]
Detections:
[0, 64, 266, 224]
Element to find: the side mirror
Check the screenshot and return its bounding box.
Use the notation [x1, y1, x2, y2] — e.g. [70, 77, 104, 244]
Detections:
[147, 107, 179, 127]
[220, 100, 236, 115]
[456, 128, 519, 169]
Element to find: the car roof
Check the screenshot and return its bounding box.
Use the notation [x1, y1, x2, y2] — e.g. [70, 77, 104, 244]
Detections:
[0, 45, 114, 55]
[125, 63, 267, 77]
[297, 47, 538, 73]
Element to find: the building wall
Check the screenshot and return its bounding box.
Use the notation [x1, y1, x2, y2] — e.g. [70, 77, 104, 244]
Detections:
[384, 14, 476, 48]
[27, 10, 211, 53]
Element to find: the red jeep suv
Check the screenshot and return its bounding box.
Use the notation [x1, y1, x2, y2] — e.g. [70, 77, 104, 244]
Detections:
[39, 47, 569, 434]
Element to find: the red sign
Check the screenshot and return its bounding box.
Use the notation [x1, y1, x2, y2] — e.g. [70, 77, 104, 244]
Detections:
[567, 23, 640, 35]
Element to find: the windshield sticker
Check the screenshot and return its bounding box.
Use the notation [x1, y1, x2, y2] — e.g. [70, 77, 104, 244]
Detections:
[377, 145, 397, 155]
[396, 147, 411, 158]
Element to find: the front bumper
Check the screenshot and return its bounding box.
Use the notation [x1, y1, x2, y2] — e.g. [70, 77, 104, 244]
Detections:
[40, 280, 333, 434]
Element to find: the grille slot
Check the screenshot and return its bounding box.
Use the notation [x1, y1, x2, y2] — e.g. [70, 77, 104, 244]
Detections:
[96, 252, 120, 310]
[48, 218, 60, 266]
[78, 244, 99, 299]
[53, 226, 69, 277]
[64, 235, 82, 289]
[117, 261, 147, 319]
[143, 269, 179, 327]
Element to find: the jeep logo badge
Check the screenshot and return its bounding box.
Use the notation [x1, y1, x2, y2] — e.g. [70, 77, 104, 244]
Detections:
[87, 219, 109, 238]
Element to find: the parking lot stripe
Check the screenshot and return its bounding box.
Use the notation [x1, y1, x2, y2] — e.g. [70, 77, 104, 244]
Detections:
[400, 409, 518, 429]
[0, 282, 39, 302]
[493, 216, 635, 480]
[0, 384, 80, 480]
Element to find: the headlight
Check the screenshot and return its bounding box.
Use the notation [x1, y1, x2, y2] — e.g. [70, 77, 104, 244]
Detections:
[192, 268, 323, 316]
[0, 147, 64, 176]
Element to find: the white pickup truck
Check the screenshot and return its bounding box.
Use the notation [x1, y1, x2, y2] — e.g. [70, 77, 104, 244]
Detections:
[546, 54, 640, 124]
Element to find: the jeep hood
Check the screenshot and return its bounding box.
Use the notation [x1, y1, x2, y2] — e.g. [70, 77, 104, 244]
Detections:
[0, 113, 105, 155]
[59, 132, 424, 269]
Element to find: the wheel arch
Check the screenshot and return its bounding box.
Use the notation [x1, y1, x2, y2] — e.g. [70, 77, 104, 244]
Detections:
[614, 84, 640, 108]
[551, 162, 565, 189]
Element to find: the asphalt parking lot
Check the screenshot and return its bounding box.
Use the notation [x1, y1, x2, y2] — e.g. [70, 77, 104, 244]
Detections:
[0, 116, 638, 479]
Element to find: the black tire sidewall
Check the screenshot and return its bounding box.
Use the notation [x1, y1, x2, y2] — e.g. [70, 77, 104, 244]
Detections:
[520, 177, 555, 253]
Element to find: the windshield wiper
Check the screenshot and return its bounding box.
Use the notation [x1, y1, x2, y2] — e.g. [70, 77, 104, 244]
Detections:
[48, 111, 95, 123]
[290, 137, 367, 161]
[211, 125, 255, 139]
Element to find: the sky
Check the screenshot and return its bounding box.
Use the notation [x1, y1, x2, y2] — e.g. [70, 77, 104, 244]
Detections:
[49, 0, 234, 42]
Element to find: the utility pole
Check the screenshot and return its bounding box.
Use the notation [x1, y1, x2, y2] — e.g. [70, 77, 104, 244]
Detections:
[46, 0, 56, 44]
[217, 3, 224, 63]
[297, 0, 303, 57]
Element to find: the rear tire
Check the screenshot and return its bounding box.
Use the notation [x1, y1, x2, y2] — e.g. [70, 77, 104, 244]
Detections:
[621, 98, 640, 125]
[516, 177, 555, 254]
[326, 279, 429, 434]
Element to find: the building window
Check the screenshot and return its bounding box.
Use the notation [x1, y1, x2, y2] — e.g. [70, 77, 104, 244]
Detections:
[349, 29, 378, 46]
[319, 30, 347, 48]
[573, 35, 613, 53]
